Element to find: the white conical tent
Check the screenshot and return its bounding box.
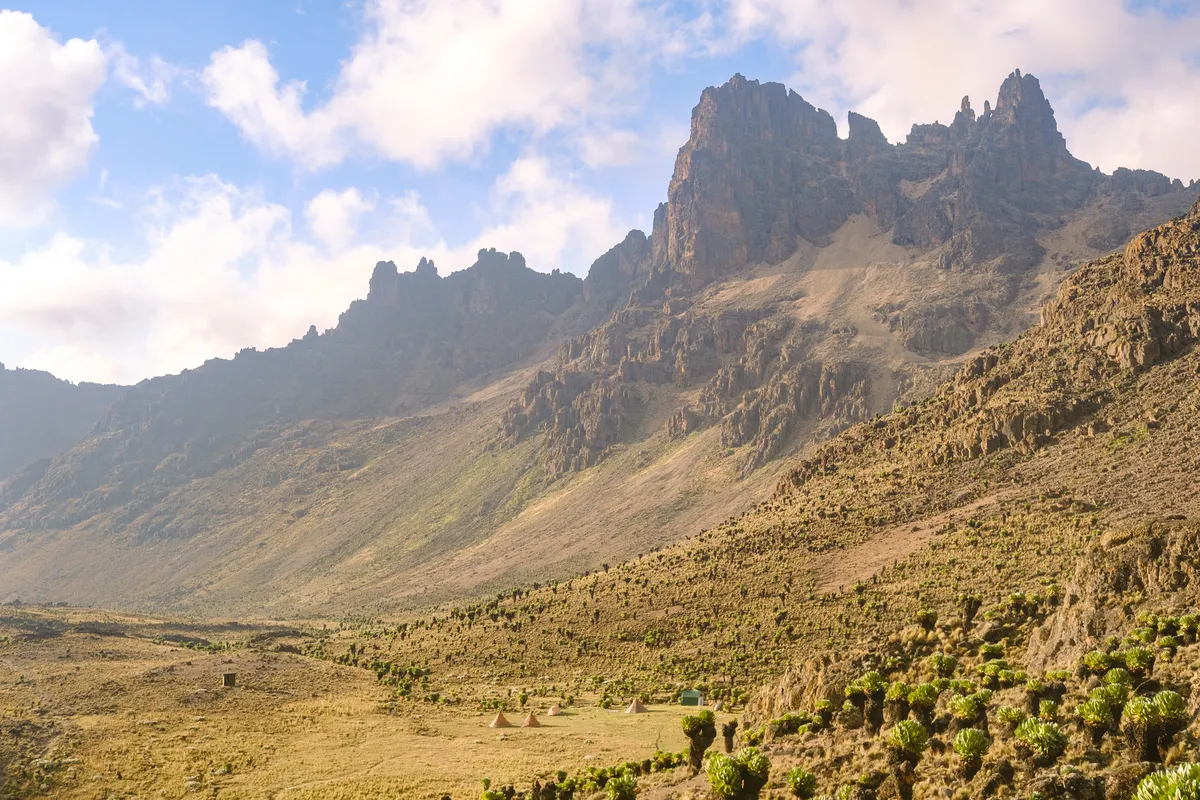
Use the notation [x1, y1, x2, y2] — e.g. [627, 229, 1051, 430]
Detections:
[625, 698, 648, 714]
[490, 711, 513, 728]
[522, 712, 541, 728]
[547, 705, 563, 716]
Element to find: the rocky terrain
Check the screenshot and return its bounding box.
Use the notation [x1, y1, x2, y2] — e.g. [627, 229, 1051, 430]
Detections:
[1, 173, 1200, 800]
[0, 71, 1195, 616]
[291, 196, 1200, 800]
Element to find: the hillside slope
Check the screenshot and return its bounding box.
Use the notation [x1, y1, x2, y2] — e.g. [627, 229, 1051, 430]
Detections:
[1, 201, 1199, 800]
[0, 365, 124, 483]
[329, 196, 1200, 697]
[0, 72, 1194, 616]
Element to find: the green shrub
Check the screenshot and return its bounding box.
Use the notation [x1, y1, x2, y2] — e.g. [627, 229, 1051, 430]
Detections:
[769, 712, 812, 738]
[953, 728, 990, 761]
[1082, 650, 1113, 675]
[948, 693, 989, 723]
[885, 682, 910, 703]
[1078, 697, 1112, 730]
[606, 773, 637, 800]
[1155, 690, 1188, 734]
[707, 754, 743, 799]
[929, 653, 958, 678]
[1125, 695, 1164, 762]
[683, 710, 717, 772]
[1133, 763, 1200, 800]
[916, 610, 938, 631]
[1124, 646, 1155, 676]
[858, 671, 888, 694]
[908, 683, 940, 715]
[1038, 699, 1059, 722]
[1124, 696, 1161, 728]
[787, 767, 819, 799]
[887, 720, 928, 763]
[1133, 627, 1157, 644]
[737, 747, 771, 797]
[1105, 667, 1132, 686]
[996, 705, 1027, 731]
[1015, 718, 1068, 764]
[979, 643, 1004, 661]
[707, 748, 770, 799]
[1091, 683, 1128, 711]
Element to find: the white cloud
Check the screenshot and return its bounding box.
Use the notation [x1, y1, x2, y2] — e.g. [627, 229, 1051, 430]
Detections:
[201, 0, 690, 171]
[0, 177, 418, 383]
[306, 188, 377, 251]
[0, 10, 107, 227]
[717, 0, 1200, 179]
[0, 155, 631, 384]
[463, 153, 630, 271]
[578, 129, 644, 168]
[108, 44, 181, 108]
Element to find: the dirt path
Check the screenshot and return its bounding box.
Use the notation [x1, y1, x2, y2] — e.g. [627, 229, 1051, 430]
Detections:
[815, 492, 1012, 594]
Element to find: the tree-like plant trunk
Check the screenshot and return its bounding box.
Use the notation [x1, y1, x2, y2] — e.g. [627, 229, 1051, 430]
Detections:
[885, 700, 910, 724]
[866, 692, 885, 735]
[687, 728, 717, 773]
[722, 720, 739, 753]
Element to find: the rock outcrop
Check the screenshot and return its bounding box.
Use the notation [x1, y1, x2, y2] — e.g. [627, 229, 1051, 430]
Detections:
[1025, 521, 1200, 672]
[654, 74, 853, 283]
[651, 70, 1175, 290]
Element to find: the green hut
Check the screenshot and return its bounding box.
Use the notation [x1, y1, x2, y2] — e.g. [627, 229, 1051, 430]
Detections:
[681, 689, 704, 707]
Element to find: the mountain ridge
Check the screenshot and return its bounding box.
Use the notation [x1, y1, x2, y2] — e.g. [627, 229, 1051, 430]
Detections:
[0, 70, 1195, 616]
[0, 364, 125, 485]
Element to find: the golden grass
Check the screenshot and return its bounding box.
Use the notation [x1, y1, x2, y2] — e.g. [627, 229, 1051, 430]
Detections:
[0, 615, 706, 799]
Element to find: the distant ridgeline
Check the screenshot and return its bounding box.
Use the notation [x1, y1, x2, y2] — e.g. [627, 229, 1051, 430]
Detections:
[0, 70, 1196, 617]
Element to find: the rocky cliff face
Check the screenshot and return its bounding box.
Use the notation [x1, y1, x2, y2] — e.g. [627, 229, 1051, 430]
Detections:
[655, 70, 1192, 285]
[775, 197, 1200, 498]
[655, 74, 853, 283]
[499, 73, 1195, 480]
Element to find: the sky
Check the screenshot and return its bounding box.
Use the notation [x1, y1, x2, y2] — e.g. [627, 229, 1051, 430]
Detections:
[1, 0, 1199, 385]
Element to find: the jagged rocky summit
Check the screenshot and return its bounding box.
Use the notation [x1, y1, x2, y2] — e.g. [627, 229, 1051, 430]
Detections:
[0, 70, 1194, 616]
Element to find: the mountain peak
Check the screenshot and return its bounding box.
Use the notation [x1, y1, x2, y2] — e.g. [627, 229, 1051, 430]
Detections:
[654, 74, 847, 282]
[986, 69, 1076, 178]
[692, 74, 839, 149]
